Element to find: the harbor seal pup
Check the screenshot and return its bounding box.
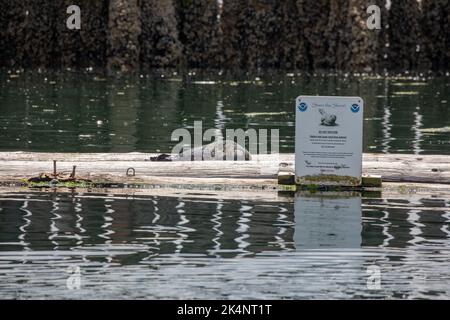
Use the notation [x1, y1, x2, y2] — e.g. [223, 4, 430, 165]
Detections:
[319, 109, 337, 126]
[150, 140, 251, 161]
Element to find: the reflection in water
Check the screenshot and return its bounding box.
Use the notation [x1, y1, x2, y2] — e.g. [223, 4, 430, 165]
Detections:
[49, 196, 60, 249]
[412, 107, 424, 155]
[294, 193, 362, 248]
[235, 204, 251, 256]
[209, 200, 223, 257]
[174, 199, 188, 255]
[381, 79, 393, 154]
[18, 198, 31, 251]
[0, 191, 450, 299]
[379, 200, 394, 248]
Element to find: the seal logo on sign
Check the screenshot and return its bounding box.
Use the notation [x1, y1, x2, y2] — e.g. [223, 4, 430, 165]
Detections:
[298, 102, 308, 112]
[351, 104, 360, 113]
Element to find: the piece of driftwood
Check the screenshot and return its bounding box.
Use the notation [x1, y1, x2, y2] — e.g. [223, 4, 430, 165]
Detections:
[0, 153, 449, 189]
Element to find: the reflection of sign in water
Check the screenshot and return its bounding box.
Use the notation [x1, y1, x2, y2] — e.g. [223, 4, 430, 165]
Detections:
[295, 96, 363, 186]
[366, 265, 382, 290]
[294, 193, 362, 248]
[66, 265, 81, 290]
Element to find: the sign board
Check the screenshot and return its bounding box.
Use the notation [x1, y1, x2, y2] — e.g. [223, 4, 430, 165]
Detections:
[295, 96, 363, 186]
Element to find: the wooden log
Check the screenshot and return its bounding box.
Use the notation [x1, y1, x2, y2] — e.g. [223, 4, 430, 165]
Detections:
[0, 153, 449, 188]
[1, 181, 450, 203]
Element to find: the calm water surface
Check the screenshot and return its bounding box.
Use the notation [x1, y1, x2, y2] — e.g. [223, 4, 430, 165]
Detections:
[0, 190, 449, 299]
[0, 72, 449, 154]
[0, 72, 449, 299]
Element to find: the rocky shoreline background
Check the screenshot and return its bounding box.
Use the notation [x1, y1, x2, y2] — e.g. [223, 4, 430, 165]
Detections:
[0, 0, 448, 74]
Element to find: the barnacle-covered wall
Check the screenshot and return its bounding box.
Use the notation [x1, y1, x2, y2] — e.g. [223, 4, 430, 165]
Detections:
[58, 0, 108, 69]
[140, 0, 182, 69]
[421, 0, 450, 71]
[0, 0, 447, 73]
[175, 0, 221, 68]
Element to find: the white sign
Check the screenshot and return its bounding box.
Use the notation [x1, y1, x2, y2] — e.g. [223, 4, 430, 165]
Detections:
[295, 96, 363, 186]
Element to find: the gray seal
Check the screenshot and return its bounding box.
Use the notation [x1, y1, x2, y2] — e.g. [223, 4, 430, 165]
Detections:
[150, 140, 251, 161]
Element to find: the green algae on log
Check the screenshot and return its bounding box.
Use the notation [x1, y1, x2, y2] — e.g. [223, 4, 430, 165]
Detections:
[26, 180, 93, 189]
[296, 174, 361, 187]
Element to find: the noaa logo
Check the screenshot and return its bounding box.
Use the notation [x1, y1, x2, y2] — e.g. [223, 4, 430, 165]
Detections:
[298, 102, 308, 112]
[351, 104, 360, 113]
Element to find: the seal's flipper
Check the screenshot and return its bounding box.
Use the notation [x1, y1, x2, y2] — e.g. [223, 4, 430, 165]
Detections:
[150, 154, 172, 162]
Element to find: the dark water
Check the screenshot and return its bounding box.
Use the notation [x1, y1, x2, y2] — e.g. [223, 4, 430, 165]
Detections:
[0, 190, 449, 299]
[1, 72, 450, 299]
[0, 72, 449, 154]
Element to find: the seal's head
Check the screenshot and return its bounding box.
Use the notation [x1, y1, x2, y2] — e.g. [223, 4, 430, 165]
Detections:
[150, 154, 172, 161]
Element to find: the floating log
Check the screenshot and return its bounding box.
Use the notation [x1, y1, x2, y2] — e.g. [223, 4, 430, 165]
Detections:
[0, 153, 449, 191]
[1, 181, 450, 203]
